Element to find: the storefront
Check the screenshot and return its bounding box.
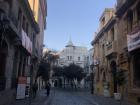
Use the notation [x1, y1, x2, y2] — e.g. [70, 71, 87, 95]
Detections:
[127, 27, 140, 105]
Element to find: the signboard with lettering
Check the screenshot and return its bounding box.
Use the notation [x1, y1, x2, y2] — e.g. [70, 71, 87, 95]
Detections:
[21, 29, 32, 54]
[127, 29, 140, 52]
[16, 77, 27, 99]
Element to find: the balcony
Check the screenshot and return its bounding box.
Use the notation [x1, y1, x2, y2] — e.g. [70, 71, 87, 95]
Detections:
[105, 41, 117, 56]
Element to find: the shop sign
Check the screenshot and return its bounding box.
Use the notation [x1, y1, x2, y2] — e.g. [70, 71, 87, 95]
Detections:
[127, 30, 140, 52]
[16, 77, 27, 99]
[22, 29, 32, 54]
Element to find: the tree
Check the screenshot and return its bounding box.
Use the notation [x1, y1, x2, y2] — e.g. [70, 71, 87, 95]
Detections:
[63, 64, 85, 88]
[43, 49, 59, 80]
[36, 61, 50, 81]
[53, 66, 64, 77]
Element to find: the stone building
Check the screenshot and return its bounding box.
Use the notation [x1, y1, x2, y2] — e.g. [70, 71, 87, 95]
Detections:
[92, 0, 140, 104]
[28, 0, 47, 86]
[0, 0, 46, 105]
[116, 0, 140, 104]
[58, 40, 87, 68]
[91, 8, 116, 96]
[58, 40, 87, 87]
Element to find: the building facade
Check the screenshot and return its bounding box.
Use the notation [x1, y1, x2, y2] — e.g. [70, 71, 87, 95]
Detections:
[92, 8, 116, 96]
[28, 0, 47, 83]
[92, 1, 140, 104]
[116, 0, 140, 104]
[58, 40, 87, 88]
[28, 0, 47, 59]
[58, 40, 87, 68]
[84, 48, 94, 88]
[0, 0, 46, 105]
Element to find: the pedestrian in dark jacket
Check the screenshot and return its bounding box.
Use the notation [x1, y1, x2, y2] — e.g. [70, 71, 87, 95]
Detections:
[32, 80, 38, 98]
[45, 82, 51, 96]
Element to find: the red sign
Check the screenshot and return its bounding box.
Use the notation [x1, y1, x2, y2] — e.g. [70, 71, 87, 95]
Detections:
[18, 77, 27, 84]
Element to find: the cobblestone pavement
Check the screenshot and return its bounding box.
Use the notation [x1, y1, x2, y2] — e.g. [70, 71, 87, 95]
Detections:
[48, 88, 133, 105]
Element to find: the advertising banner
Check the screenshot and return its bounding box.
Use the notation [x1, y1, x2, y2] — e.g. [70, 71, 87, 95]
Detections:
[21, 29, 32, 54]
[127, 29, 140, 52]
[16, 77, 27, 99]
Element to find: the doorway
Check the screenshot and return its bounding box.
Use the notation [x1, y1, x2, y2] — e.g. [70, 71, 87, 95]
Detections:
[110, 61, 117, 93]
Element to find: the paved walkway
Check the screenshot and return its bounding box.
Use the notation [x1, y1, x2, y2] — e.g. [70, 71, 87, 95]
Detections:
[12, 89, 53, 105]
[48, 88, 133, 105]
[12, 88, 134, 105]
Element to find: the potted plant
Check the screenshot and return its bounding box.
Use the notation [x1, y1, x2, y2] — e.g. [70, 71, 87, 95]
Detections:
[114, 69, 127, 101]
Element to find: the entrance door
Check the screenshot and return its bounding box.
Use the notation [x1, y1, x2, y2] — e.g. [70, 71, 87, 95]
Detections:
[110, 61, 117, 93]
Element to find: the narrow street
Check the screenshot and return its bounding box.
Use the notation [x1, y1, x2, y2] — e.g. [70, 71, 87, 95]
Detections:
[13, 88, 131, 105]
[48, 88, 121, 105]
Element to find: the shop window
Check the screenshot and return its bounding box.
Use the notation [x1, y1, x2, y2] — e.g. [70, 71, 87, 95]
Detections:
[133, 53, 140, 88]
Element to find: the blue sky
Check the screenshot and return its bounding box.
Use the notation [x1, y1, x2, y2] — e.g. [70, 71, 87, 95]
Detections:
[44, 0, 116, 51]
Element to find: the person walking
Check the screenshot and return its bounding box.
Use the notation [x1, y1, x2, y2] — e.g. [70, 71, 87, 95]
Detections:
[45, 82, 51, 96]
[32, 80, 38, 98]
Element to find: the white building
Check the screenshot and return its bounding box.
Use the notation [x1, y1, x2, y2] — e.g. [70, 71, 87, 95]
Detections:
[58, 40, 88, 88]
[84, 48, 94, 88]
[58, 40, 87, 68]
[85, 48, 94, 75]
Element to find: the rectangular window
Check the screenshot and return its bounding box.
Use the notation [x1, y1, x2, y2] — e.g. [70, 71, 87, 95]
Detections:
[67, 56, 69, 60]
[78, 57, 80, 61]
[70, 56, 72, 61]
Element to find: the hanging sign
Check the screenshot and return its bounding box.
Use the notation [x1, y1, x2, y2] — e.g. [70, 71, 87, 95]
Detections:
[127, 29, 140, 52]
